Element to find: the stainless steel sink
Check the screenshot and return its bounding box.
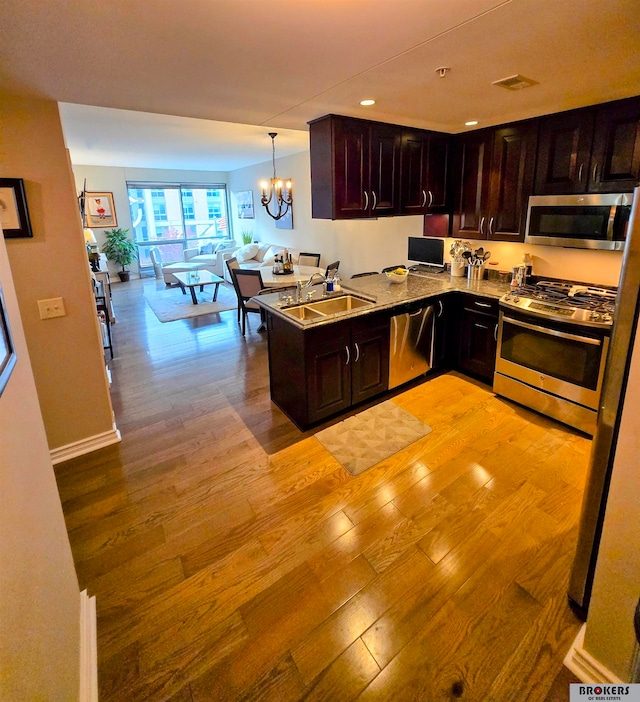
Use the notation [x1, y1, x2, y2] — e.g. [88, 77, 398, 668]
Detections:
[282, 294, 374, 320]
[305, 295, 373, 314]
[283, 305, 325, 320]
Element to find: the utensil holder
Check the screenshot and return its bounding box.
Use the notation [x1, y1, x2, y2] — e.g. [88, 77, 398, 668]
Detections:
[467, 264, 485, 280]
[450, 261, 466, 277]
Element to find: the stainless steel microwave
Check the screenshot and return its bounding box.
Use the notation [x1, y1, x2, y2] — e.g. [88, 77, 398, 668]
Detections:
[524, 193, 632, 250]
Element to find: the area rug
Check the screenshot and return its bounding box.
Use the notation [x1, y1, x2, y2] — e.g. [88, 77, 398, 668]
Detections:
[315, 400, 432, 475]
[144, 282, 237, 322]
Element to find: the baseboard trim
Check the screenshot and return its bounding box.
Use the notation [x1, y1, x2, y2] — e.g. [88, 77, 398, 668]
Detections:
[564, 623, 623, 684]
[79, 590, 98, 702]
[50, 425, 121, 465]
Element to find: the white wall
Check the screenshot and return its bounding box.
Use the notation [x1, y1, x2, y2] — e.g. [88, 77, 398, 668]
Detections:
[0, 231, 80, 700]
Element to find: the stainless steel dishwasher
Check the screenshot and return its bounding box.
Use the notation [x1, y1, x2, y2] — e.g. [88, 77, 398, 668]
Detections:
[388, 304, 435, 388]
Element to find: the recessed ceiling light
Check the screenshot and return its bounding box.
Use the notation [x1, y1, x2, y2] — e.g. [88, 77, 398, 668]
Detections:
[360, 99, 375, 106]
[465, 120, 479, 126]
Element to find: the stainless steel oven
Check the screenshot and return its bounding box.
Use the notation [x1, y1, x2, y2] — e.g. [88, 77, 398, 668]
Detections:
[494, 282, 615, 435]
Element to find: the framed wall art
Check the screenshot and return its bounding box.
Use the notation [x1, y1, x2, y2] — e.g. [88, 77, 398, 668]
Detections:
[275, 202, 293, 230]
[235, 190, 254, 219]
[0, 282, 17, 396]
[0, 178, 33, 239]
[85, 191, 117, 227]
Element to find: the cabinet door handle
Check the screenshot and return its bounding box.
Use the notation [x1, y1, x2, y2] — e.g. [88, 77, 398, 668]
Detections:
[363, 191, 369, 211]
[421, 190, 427, 208]
[578, 163, 584, 182]
[494, 323, 499, 341]
[475, 301, 492, 309]
[354, 342, 360, 363]
[475, 323, 489, 330]
[428, 190, 433, 208]
[480, 216, 485, 235]
[371, 190, 377, 210]
[489, 216, 494, 236]
[437, 300, 444, 318]
[345, 345, 350, 364]
[592, 163, 599, 182]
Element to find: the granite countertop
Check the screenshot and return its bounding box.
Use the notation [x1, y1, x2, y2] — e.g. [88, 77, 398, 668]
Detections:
[256, 271, 513, 328]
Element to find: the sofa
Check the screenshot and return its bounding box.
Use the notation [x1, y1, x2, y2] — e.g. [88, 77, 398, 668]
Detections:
[185, 241, 301, 282]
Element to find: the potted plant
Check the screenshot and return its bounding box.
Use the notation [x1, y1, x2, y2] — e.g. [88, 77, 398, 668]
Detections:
[240, 228, 254, 245]
[101, 228, 138, 282]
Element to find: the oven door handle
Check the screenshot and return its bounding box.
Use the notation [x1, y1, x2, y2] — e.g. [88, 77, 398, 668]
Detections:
[502, 316, 603, 346]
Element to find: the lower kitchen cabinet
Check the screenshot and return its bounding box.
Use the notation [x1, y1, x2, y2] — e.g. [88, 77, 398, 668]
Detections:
[433, 295, 454, 370]
[266, 311, 389, 428]
[457, 294, 500, 383]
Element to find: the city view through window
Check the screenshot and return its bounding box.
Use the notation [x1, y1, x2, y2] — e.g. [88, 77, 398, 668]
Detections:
[127, 183, 231, 270]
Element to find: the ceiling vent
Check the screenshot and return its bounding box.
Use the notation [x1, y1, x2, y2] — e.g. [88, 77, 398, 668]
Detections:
[492, 74, 539, 91]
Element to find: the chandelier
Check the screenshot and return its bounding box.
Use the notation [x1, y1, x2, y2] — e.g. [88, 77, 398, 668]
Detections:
[260, 132, 292, 220]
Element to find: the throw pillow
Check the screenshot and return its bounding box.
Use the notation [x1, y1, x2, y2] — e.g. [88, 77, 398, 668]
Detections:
[236, 243, 260, 262]
[254, 243, 274, 263]
[199, 243, 214, 255]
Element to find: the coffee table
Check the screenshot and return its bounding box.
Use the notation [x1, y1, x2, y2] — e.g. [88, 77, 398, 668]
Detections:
[172, 270, 224, 304]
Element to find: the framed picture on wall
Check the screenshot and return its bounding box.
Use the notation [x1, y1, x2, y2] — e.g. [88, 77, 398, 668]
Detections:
[0, 178, 33, 239]
[0, 283, 17, 397]
[85, 191, 117, 227]
[275, 203, 293, 230]
[236, 190, 254, 219]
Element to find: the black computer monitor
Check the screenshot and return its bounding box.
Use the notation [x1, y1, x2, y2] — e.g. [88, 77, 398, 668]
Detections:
[407, 237, 445, 268]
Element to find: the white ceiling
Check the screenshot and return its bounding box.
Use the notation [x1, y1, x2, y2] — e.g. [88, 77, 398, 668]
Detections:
[2, 0, 639, 171]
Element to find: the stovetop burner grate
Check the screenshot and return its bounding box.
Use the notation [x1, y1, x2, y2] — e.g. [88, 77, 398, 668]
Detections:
[501, 279, 617, 327]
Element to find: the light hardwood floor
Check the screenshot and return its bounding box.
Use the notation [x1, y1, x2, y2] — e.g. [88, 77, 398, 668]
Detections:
[55, 277, 587, 701]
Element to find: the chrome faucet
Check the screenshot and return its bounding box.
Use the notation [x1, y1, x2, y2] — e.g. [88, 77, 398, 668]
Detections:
[297, 272, 326, 301]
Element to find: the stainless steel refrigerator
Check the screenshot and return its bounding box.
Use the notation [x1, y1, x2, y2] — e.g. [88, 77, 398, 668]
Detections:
[568, 186, 640, 618]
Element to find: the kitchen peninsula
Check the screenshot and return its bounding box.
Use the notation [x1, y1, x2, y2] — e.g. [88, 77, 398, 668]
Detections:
[257, 271, 512, 429]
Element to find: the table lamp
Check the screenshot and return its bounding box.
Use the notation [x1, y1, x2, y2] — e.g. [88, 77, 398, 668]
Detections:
[84, 228, 100, 272]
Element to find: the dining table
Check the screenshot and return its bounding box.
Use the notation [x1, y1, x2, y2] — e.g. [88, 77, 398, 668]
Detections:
[259, 264, 325, 288]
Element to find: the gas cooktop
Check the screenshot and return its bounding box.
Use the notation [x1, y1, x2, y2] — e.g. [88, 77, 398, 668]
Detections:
[500, 280, 617, 328]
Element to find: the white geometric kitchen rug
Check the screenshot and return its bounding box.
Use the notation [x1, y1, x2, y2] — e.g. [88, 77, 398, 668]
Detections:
[315, 400, 432, 476]
[144, 282, 237, 323]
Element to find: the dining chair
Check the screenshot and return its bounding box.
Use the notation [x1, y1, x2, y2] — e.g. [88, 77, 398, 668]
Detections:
[231, 268, 265, 336]
[351, 271, 378, 278]
[382, 265, 407, 273]
[298, 252, 321, 267]
[225, 255, 240, 281]
[325, 260, 340, 278]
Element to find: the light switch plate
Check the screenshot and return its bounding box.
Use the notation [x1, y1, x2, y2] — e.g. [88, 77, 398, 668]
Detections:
[38, 297, 66, 319]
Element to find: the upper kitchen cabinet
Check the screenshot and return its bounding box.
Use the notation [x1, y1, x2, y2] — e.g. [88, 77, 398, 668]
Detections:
[535, 97, 640, 194]
[309, 114, 401, 219]
[452, 120, 537, 242]
[590, 98, 640, 192]
[451, 130, 491, 239]
[399, 129, 451, 215]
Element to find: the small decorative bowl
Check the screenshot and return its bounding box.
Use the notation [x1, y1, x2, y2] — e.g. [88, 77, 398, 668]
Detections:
[385, 269, 409, 284]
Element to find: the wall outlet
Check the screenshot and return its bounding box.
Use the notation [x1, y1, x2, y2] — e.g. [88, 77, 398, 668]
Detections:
[38, 297, 66, 320]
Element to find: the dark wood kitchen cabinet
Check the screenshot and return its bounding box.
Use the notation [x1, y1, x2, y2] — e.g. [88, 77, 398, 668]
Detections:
[457, 294, 499, 384]
[535, 96, 640, 194]
[266, 311, 389, 428]
[399, 129, 450, 215]
[309, 114, 401, 219]
[452, 120, 537, 242]
[432, 295, 454, 370]
[590, 98, 640, 192]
